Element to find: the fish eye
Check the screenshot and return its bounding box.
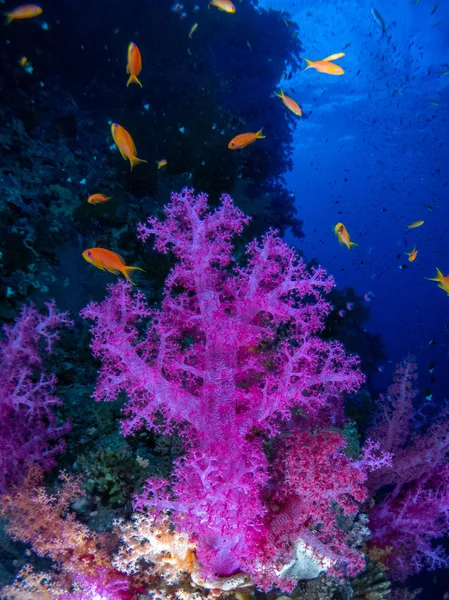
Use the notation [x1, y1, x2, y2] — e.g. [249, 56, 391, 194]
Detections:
[87, 251, 92, 256]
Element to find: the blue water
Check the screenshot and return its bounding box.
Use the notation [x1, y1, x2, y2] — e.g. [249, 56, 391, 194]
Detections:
[263, 0, 449, 398]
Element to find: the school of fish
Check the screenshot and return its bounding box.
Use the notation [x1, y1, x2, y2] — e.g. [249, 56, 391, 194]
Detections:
[3, 2, 447, 296]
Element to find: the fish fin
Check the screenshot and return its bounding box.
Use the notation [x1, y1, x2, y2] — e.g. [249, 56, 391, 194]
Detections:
[4, 13, 12, 24]
[256, 128, 266, 139]
[130, 156, 148, 170]
[348, 242, 358, 249]
[322, 52, 345, 62]
[274, 89, 284, 98]
[127, 74, 142, 88]
[301, 57, 313, 71]
[105, 267, 121, 275]
[122, 266, 146, 285]
[126, 64, 130, 74]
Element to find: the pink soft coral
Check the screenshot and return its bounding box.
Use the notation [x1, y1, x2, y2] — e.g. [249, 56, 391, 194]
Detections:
[367, 357, 449, 580]
[82, 189, 364, 584]
[0, 301, 71, 492]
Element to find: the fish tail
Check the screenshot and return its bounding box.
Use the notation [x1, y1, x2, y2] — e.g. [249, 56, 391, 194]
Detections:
[4, 13, 12, 24]
[127, 74, 142, 88]
[348, 242, 359, 249]
[130, 156, 148, 170]
[256, 128, 266, 139]
[274, 89, 284, 98]
[427, 268, 443, 282]
[122, 266, 146, 285]
[301, 57, 313, 70]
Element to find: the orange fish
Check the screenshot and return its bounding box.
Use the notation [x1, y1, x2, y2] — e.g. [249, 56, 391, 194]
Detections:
[88, 194, 111, 205]
[334, 222, 358, 249]
[111, 123, 147, 170]
[407, 220, 424, 229]
[208, 0, 236, 13]
[405, 245, 418, 262]
[126, 42, 142, 88]
[228, 129, 265, 150]
[4, 3, 42, 23]
[302, 53, 345, 76]
[82, 248, 145, 284]
[275, 89, 302, 116]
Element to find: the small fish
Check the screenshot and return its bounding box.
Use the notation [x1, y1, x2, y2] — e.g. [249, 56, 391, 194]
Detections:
[157, 159, 167, 169]
[18, 56, 33, 73]
[405, 245, 418, 262]
[111, 123, 147, 170]
[83, 248, 145, 284]
[430, 3, 438, 14]
[407, 220, 424, 229]
[275, 89, 302, 116]
[428, 362, 435, 375]
[426, 268, 449, 295]
[429, 339, 437, 346]
[398, 264, 408, 270]
[88, 193, 111, 205]
[440, 70, 449, 76]
[423, 204, 434, 212]
[371, 8, 390, 37]
[302, 53, 345, 76]
[427, 99, 440, 106]
[208, 0, 236, 13]
[126, 42, 142, 88]
[334, 222, 358, 249]
[228, 129, 265, 150]
[4, 3, 42, 23]
[188, 23, 198, 38]
[424, 388, 432, 402]
[247, 40, 252, 51]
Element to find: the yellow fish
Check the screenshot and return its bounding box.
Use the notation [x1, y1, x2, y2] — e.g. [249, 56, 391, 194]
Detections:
[407, 220, 424, 229]
[302, 53, 345, 76]
[275, 89, 302, 116]
[334, 222, 358, 249]
[405, 245, 418, 262]
[157, 159, 167, 169]
[426, 268, 449, 295]
[189, 23, 198, 38]
[208, 0, 236, 13]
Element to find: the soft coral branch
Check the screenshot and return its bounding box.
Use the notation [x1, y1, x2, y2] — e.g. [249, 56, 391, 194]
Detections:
[0, 301, 71, 492]
[83, 189, 364, 584]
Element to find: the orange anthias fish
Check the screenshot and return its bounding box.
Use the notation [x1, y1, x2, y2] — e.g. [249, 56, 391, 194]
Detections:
[208, 0, 236, 14]
[275, 89, 302, 116]
[407, 220, 424, 229]
[88, 193, 111, 205]
[4, 3, 42, 23]
[82, 248, 145, 284]
[228, 129, 265, 150]
[126, 42, 142, 88]
[302, 53, 345, 76]
[426, 268, 449, 295]
[405, 245, 418, 262]
[111, 123, 147, 170]
[334, 222, 358, 249]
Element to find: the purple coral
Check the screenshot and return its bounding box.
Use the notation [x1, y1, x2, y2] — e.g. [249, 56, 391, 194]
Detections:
[82, 189, 364, 584]
[0, 302, 71, 493]
[368, 357, 449, 579]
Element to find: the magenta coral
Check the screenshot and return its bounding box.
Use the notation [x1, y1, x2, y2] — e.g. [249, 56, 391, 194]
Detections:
[82, 189, 364, 585]
[367, 357, 449, 579]
[0, 301, 71, 493]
